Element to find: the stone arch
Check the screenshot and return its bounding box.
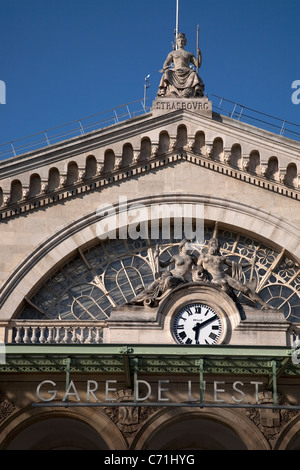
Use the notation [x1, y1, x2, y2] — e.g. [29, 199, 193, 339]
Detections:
[29, 173, 41, 198]
[266, 156, 279, 181]
[122, 143, 133, 167]
[48, 167, 60, 192]
[158, 131, 170, 154]
[1, 193, 300, 321]
[176, 124, 187, 148]
[285, 162, 298, 188]
[0, 406, 127, 450]
[85, 155, 97, 179]
[194, 131, 205, 153]
[10, 180, 22, 204]
[140, 137, 151, 161]
[212, 137, 223, 162]
[230, 143, 242, 168]
[249, 150, 260, 174]
[275, 415, 300, 449]
[66, 162, 78, 186]
[104, 149, 115, 173]
[132, 407, 269, 450]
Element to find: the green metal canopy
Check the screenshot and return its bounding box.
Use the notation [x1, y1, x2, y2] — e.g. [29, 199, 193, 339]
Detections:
[0, 343, 296, 376]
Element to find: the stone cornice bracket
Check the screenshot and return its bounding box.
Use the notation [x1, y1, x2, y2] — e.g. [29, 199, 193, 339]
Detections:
[205, 142, 213, 158]
[78, 168, 86, 182]
[114, 156, 123, 170]
[169, 138, 177, 151]
[3, 193, 10, 207]
[59, 174, 67, 188]
[22, 187, 30, 201]
[132, 150, 140, 164]
[151, 143, 159, 157]
[260, 164, 268, 177]
[96, 163, 104, 175]
[279, 170, 286, 184]
[223, 148, 231, 164]
[41, 180, 48, 194]
[185, 136, 195, 151]
[242, 156, 250, 171]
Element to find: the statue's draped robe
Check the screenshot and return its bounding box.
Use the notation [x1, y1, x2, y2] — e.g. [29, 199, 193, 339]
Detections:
[158, 49, 204, 98]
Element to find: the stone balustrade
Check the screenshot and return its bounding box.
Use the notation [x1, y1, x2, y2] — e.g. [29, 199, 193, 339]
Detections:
[2, 320, 107, 344]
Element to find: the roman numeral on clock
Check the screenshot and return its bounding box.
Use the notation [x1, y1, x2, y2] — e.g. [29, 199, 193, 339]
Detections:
[209, 332, 218, 341]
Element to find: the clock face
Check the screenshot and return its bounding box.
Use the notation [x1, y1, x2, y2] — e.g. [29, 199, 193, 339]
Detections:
[173, 303, 222, 345]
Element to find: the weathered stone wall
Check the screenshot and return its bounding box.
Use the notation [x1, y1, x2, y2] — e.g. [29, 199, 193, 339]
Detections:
[1, 106, 300, 318]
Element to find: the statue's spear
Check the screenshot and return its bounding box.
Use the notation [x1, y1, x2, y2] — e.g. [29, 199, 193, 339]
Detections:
[196, 24, 200, 74]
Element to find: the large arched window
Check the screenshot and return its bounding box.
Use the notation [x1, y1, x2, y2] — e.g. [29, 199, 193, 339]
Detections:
[19, 224, 300, 323]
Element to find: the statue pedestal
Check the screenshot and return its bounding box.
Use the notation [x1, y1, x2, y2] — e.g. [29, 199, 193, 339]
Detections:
[152, 97, 212, 117]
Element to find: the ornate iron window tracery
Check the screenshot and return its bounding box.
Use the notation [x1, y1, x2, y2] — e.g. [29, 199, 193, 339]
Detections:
[19, 226, 300, 322]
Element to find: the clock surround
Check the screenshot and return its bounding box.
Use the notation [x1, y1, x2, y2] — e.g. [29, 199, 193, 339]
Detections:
[157, 282, 242, 345]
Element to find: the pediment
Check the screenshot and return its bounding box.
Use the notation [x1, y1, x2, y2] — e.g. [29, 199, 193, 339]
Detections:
[0, 102, 300, 221]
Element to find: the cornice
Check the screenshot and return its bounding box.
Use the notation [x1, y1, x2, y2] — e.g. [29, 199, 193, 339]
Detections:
[1, 147, 299, 222]
[1, 108, 299, 181]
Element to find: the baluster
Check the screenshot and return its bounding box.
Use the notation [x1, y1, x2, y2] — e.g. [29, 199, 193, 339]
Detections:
[85, 327, 93, 344]
[23, 327, 31, 344]
[62, 327, 69, 343]
[95, 327, 102, 344]
[54, 327, 61, 343]
[71, 327, 77, 343]
[47, 327, 54, 343]
[39, 327, 46, 344]
[14, 327, 22, 344]
[79, 327, 85, 343]
[31, 327, 38, 343]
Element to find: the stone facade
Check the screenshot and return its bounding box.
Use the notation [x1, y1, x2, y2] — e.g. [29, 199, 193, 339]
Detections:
[0, 98, 300, 450]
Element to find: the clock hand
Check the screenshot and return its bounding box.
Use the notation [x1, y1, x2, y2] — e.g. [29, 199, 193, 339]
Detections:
[193, 322, 201, 342]
[195, 314, 219, 330]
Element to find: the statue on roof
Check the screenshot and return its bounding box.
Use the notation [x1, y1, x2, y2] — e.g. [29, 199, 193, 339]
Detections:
[157, 33, 205, 98]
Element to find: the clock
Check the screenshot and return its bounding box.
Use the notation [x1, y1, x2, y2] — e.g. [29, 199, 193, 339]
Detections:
[173, 303, 222, 345]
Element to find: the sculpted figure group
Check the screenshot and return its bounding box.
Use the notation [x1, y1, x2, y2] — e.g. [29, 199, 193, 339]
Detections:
[128, 237, 270, 309]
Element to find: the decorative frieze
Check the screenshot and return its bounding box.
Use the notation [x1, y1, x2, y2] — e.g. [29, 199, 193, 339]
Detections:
[0, 393, 15, 424]
[0, 148, 300, 221]
[243, 391, 299, 447]
[104, 389, 157, 441]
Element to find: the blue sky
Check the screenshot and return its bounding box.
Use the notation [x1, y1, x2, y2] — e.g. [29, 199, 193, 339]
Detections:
[0, 0, 299, 156]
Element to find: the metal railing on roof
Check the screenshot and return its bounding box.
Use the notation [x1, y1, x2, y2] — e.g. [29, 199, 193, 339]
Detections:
[210, 94, 300, 142]
[0, 99, 151, 161]
[0, 94, 299, 162]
